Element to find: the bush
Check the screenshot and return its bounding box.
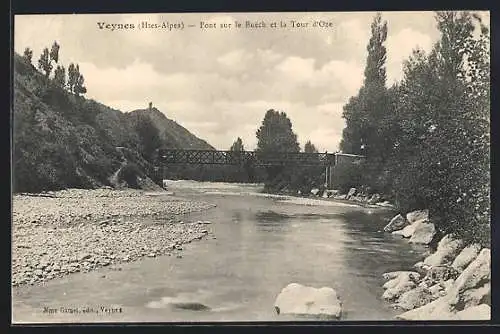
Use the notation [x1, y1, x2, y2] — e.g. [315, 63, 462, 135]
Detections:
[117, 163, 143, 189]
[331, 161, 364, 194]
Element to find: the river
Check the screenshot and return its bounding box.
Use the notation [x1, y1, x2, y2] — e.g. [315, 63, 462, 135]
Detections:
[12, 181, 428, 323]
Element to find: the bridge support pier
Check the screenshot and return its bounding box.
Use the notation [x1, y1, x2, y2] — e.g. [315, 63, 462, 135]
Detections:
[325, 165, 334, 189]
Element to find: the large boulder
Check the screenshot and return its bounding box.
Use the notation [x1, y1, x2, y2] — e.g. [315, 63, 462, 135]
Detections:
[392, 224, 416, 238]
[453, 248, 490, 293]
[423, 235, 464, 267]
[406, 209, 429, 224]
[274, 283, 342, 319]
[384, 214, 409, 233]
[455, 304, 490, 320]
[408, 219, 436, 245]
[460, 282, 490, 309]
[382, 271, 421, 301]
[451, 243, 481, 273]
[396, 248, 490, 320]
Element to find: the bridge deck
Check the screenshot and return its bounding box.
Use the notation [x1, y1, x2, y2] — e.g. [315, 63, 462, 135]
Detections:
[157, 149, 364, 166]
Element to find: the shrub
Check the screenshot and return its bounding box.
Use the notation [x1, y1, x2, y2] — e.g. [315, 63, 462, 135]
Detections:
[117, 163, 143, 189]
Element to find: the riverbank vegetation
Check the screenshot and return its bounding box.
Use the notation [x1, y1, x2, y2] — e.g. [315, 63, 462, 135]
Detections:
[337, 12, 490, 246]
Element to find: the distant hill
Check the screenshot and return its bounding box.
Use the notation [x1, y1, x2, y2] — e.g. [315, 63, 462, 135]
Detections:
[12, 52, 214, 192]
[127, 107, 213, 150]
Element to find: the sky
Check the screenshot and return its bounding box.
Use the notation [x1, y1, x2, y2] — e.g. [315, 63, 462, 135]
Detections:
[14, 11, 490, 152]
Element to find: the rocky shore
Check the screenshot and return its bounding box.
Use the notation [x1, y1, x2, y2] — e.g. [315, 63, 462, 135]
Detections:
[308, 187, 490, 320]
[380, 210, 491, 320]
[12, 188, 217, 287]
[306, 186, 394, 208]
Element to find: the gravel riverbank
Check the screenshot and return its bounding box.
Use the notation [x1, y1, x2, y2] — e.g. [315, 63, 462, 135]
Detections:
[12, 188, 217, 287]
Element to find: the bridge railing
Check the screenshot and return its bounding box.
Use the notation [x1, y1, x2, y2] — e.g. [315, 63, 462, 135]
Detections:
[157, 149, 337, 166]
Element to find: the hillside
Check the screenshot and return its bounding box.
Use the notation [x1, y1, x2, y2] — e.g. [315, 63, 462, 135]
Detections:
[127, 108, 213, 150]
[12, 52, 215, 193]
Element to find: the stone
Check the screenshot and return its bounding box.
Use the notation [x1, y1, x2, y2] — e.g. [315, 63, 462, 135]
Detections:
[408, 219, 436, 245]
[406, 209, 429, 224]
[396, 248, 490, 320]
[310, 188, 320, 196]
[392, 224, 416, 238]
[414, 261, 432, 273]
[423, 235, 464, 267]
[460, 282, 490, 309]
[346, 188, 356, 199]
[422, 266, 460, 286]
[384, 214, 409, 233]
[78, 253, 92, 261]
[382, 272, 420, 301]
[451, 243, 481, 273]
[455, 304, 490, 320]
[396, 286, 435, 311]
[274, 283, 342, 319]
[368, 194, 381, 204]
[453, 248, 490, 293]
[382, 271, 421, 281]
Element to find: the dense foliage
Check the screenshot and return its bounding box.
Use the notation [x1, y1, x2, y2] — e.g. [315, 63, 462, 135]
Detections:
[339, 11, 490, 246]
[254, 110, 324, 193]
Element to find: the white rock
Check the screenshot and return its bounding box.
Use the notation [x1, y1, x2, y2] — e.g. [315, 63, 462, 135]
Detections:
[384, 214, 409, 233]
[451, 243, 481, 273]
[397, 248, 490, 320]
[461, 282, 490, 309]
[423, 235, 463, 267]
[382, 272, 420, 301]
[409, 219, 436, 245]
[455, 304, 490, 320]
[346, 188, 356, 199]
[310, 188, 320, 196]
[392, 224, 416, 238]
[406, 209, 429, 224]
[274, 283, 342, 319]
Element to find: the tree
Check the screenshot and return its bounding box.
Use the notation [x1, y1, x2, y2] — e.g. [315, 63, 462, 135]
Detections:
[255, 109, 300, 193]
[67, 63, 77, 92]
[50, 41, 60, 64]
[304, 140, 318, 153]
[339, 13, 392, 193]
[38, 47, 52, 77]
[53, 65, 66, 88]
[256, 109, 300, 153]
[341, 13, 389, 159]
[135, 115, 162, 162]
[387, 11, 490, 245]
[230, 137, 245, 151]
[23, 47, 33, 64]
[74, 72, 87, 96]
[67, 63, 87, 95]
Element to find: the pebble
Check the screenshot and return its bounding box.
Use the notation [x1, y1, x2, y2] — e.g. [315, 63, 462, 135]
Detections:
[12, 188, 215, 287]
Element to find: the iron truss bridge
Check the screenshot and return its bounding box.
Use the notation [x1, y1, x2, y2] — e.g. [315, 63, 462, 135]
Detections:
[157, 149, 364, 166]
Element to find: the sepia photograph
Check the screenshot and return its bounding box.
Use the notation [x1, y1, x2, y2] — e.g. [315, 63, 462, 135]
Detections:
[11, 10, 490, 323]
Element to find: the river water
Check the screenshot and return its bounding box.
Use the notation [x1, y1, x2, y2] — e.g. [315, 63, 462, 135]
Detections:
[12, 181, 428, 323]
